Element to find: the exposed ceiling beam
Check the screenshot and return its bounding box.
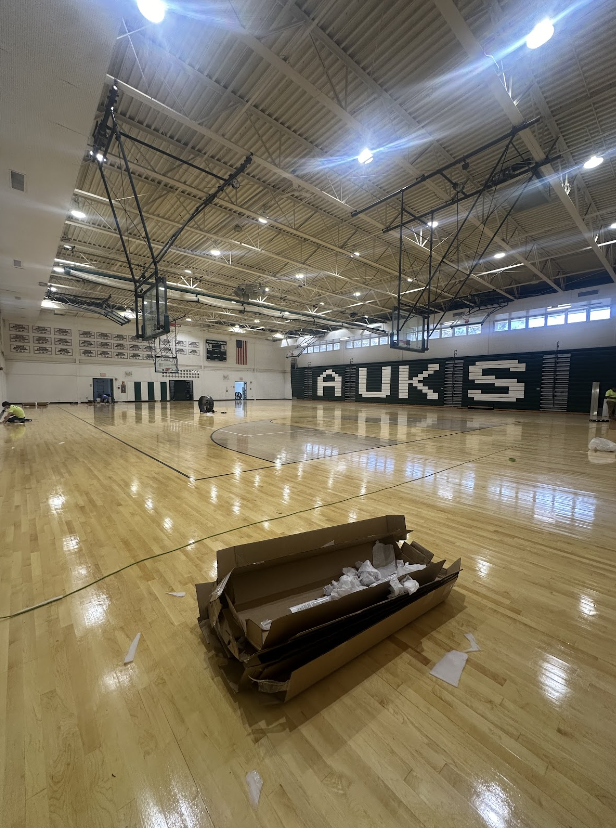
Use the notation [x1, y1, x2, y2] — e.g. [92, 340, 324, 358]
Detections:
[75, 160, 401, 298]
[60, 264, 386, 333]
[95, 83, 499, 301]
[230, 10, 560, 292]
[432, 0, 616, 283]
[63, 218, 393, 316]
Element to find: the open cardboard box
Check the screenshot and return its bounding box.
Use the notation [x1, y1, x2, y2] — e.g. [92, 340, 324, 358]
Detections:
[196, 515, 461, 701]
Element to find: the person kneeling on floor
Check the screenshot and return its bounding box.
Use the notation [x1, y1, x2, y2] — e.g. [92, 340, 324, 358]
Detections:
[1, 401, 31, 424]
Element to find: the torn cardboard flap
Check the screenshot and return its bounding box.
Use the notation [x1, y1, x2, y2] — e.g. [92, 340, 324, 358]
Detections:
[215, 514, 408, 582]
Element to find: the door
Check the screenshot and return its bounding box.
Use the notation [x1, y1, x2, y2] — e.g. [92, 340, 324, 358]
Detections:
[234, 381, 247, 400]
[160, 381, 168, 401]
[169, 380, 193, 401]
[93, 378, 113, 401]
[147, 381, 155, 401]
[134, 382, 142, 402]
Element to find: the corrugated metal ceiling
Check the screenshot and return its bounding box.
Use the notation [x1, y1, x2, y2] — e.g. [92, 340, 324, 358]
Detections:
[53, 0, 615, 335]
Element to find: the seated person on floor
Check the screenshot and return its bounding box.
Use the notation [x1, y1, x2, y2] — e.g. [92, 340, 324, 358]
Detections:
[1, 401, 30, 424]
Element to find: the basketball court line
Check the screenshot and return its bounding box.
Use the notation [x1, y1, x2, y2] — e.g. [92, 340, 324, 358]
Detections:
[0, 442, 517, 620]
[59, 407, 506, 481]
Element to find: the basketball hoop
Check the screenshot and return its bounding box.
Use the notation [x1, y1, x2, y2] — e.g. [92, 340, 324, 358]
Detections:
[155, 355, 179, 374]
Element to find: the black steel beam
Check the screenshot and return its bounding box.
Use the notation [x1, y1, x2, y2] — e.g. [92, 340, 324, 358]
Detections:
[118, 131, 226, 182]
[350, 117, 541, 218]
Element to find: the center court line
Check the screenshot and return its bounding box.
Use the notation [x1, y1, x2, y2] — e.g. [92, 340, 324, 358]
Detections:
[0, 443, 518, 620]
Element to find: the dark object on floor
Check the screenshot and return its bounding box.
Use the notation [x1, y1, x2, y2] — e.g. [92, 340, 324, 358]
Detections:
[198, 395, 215, 413]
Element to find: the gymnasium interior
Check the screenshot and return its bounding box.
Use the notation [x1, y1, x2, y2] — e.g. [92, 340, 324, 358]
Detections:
[1, 1, 615, 826]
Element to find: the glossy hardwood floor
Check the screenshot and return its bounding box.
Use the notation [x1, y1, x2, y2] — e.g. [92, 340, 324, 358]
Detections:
[1, 400, 615, 828]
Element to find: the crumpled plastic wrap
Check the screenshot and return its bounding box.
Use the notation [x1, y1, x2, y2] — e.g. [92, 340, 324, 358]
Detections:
[357, 560, 382, 586]
[396, 560, 426, 578]
[372, 541, 397, 577]
[324, 572, 366, 599]
[322, 542, 425, 601]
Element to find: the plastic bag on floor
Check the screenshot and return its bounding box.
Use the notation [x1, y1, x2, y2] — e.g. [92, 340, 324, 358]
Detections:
[589, 437, 616, 452]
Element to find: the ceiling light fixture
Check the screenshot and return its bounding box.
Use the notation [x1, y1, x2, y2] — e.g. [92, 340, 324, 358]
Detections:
[583, 155, 604, 170]
[494, 251, 506, 259]
[70, 209, 86, 219]
[525, 19, 554, 49]
[136, 0, 166, 24]
[63, 244, 73, 250]
[353, 251, 360, 256]
[210, 249, 221, 256]
[49, 286, 58, 292]
[264, 287, 270, 292]
[52, 266, 64, 273]
[295, 273, 304, 279]
[353, 292, 361, 297]
[609, 222, 616, 230]
[319, 302, 325, 305]
[184, 269, 192, 274]
[357, 148, 374, 165]
[185, 318, 192, 321]
[254, 319, 260, 322]
[427, 220, 438, 228]
[258, 217, 268, 224]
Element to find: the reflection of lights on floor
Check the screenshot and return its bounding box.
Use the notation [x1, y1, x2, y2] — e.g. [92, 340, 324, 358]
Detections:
[82, 591, 110, 627]
[145, 498, 154, 511]
[232, 500, 240, 514]
[348, 511, 357, 522]
[63, 534, 80, 552]
[48, 493, 65, 512]
[282, 485, 290, 503]
[210, 485, 217, 503]
[538, 655, 571, 704]
[163, 517, 173, 531]
[476, 558, 491, 578]
[579, 594, 597, 616]
[472, 781, 511, 828]
[130, 481, 139, 495]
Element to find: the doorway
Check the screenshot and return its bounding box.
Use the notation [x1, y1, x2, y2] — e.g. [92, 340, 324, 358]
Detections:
[234, 381, 247, 401]
[92, 377, 114, 402]
[169, 379, 194, 401]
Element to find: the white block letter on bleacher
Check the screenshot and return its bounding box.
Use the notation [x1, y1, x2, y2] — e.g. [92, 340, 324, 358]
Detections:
[398, 364, 440, 400]
[468, 360, 525, 401]
[317, 369, 342, 397]
[358, 366, 391, 398]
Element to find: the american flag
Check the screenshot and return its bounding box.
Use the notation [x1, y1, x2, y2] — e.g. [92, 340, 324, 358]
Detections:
[236, 339, 247, 365]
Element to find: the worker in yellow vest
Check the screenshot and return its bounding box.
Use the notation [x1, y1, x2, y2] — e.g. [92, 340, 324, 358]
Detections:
[1, 401, 29, 424]
[606, 386, 616, 420]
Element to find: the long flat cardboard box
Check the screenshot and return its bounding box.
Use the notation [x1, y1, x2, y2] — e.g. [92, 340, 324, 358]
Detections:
[196, 516, 461, 700]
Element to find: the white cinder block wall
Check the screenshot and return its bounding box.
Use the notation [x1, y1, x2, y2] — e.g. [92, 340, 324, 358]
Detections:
[1, 314, 291, 403]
